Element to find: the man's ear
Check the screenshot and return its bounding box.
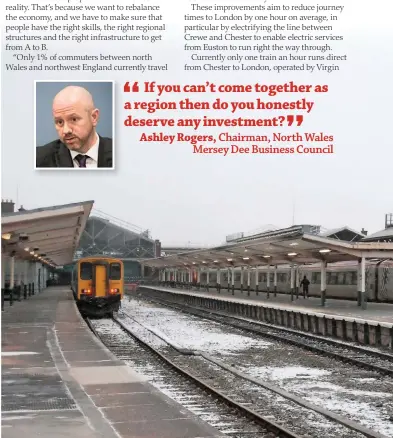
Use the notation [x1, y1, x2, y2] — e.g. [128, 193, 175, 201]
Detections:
[91, 108, 100, 127]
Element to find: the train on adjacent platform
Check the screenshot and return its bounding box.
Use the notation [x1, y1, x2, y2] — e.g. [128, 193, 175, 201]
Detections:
[71, 256, 124, 317]
[195, 259, 393, 302]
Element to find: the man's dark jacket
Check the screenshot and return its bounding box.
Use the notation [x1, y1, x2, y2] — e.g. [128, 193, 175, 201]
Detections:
[36, 136, 113, 168]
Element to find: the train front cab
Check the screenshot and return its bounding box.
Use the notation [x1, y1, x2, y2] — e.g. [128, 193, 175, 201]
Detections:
[76, 258, 124, 317]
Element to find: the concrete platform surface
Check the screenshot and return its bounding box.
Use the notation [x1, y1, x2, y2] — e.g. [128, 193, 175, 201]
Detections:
[1, 286, 224, 438]
[142, 286, 393, 326]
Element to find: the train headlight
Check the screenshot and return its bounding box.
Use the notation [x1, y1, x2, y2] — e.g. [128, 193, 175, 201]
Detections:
[82, 289, 92, 295]
[110, 288, 119, 294]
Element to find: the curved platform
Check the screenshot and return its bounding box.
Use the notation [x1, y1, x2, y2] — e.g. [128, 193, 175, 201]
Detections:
[1, 286, 224, 438]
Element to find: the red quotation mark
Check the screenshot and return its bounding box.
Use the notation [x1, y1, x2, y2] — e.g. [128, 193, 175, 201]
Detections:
[287, 115, 303, 126]
[124, 82, 139, 92]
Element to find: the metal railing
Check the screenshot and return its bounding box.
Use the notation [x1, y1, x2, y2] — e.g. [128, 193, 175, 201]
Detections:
[1, 283, 36, 311]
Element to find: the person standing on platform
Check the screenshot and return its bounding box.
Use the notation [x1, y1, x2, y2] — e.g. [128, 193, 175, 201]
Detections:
[300, 275, 310, 298]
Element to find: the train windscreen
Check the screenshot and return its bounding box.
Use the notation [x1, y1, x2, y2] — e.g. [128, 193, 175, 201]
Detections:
[80, 262, 93, 280]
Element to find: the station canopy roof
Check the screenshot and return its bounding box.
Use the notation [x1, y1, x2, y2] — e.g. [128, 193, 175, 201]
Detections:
[1, 200, 94, 267]
[362, 227, 393, 242]
[143, 225, 393, 270]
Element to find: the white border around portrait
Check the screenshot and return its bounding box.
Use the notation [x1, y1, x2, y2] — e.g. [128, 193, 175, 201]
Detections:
[33, 79, 115, 171]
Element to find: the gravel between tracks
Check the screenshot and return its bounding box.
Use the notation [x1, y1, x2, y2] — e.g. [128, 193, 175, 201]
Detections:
[121, 295, 393, 437]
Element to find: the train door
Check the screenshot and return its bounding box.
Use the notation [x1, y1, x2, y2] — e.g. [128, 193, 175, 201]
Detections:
[94, 263, 108, 298]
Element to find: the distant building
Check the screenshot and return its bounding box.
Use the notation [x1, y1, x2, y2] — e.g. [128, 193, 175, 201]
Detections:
[72, 211, 161, 281]
[320, 226, 366, 242]
[361, 213, 393, 243]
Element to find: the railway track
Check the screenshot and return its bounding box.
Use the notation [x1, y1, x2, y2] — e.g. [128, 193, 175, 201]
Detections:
[87, 314, 389, 438]
[87, 317, 298, 438]
[139, 293, 393, 377]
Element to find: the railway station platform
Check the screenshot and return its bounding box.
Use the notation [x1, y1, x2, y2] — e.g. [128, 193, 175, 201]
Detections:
[140, 286, 393, 348]
[1, 286, 224, 438]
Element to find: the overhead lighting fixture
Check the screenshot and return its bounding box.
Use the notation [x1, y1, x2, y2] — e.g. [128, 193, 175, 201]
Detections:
[243, 257, 250, 260]
[227, 258, 233, 262]
[289, 242, 298, 246]
[263, 255, 271, 258]
[319, 249, 331, 253]
[244, 249, 248, 252]
[30, 251, 34, 255]
[192, 262, 196, 265]
[288, 252, 297, 256]
[1, 233, 12, 240]
[24, 247, 29, 251]
[202, 261, 206, 264]
[213, 260, 218, 263]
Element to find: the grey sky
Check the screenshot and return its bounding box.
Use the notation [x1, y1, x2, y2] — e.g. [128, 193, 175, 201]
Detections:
[2, 1, 392, 245]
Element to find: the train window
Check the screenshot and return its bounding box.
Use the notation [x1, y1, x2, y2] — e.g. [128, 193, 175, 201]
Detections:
[352, 272, 358, 285]
[316, 273, 321, 283]
[80, 262, 93, 280]
[330, 273, 338, 285]
[311, 273, 317, 284]
[259, 273, 263, 282]
[110, 263, 121, 280]
[344, 272, 352, 285]
[235, 273, 241, 282]
[337, 273, 345, 285]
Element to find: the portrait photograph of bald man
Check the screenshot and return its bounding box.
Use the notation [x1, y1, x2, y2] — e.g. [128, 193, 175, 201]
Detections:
[35, 81, 114, 169]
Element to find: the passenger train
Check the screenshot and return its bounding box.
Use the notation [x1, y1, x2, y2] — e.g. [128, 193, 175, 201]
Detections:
[71, 256, 124, 317]
[186, 259, 393, 302]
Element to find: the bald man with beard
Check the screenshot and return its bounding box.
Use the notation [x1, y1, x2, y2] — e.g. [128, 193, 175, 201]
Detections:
[36, 86, 113, 168]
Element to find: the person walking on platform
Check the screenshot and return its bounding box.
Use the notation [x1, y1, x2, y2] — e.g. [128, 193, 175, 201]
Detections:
[300, 275, 310, 298]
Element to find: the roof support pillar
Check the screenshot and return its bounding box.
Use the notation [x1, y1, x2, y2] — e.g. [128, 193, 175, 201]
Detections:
[266, 264, 270, 298]
[295, 266, 300, 299]
[321, 260, 327, 307]
[360, 256, 367, 310]
[1, 255, 7, 288]
[273, 265, 277, 297]
[9, 256, 15, 289]
[247, 266, 251, 296]
[231, 266, 235, 295]
[357, 259, 361, 306]
[18, 259, 23, 286]
[290, 264, 294, 301]
[255, 266, 259, 295]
